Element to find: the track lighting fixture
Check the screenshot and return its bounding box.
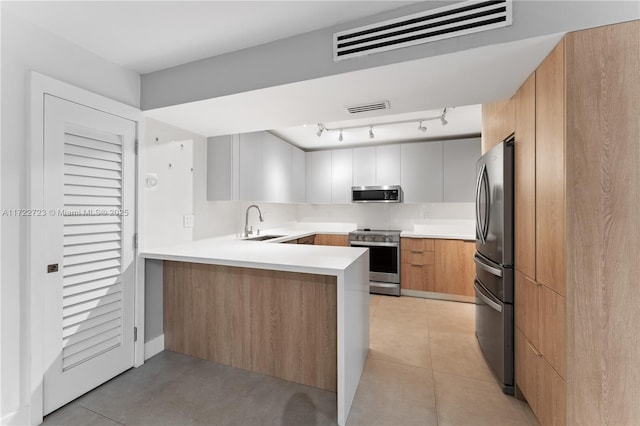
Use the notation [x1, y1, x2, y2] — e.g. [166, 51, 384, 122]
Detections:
[315, 107, 449, 140]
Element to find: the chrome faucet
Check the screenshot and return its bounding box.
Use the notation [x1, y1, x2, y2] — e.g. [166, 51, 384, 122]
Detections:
[244, 204, 264, 238]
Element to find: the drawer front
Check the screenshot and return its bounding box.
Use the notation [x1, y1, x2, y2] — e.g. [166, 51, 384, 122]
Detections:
[401, 250, 435, 265]
[401, 238, 435, 252]
[400, 263, 434, 292]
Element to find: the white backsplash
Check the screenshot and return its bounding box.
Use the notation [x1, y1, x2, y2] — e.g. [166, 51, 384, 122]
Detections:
[297, 202, 474, 231]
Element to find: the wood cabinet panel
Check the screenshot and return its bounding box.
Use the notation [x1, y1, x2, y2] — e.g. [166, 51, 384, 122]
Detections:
[514, 72, 537, 279]
[535, 40, 565, 296]
[539, 357, 566, 426]
[400, 263, 435, 292]
[164, 261, 337, 392]
[515, 270, 540, 349]
[314, 234, 349, 247]
[540, 286, 565, 379]
[433, 239, 475, 297]
[297, 235, 315, 245]
[401, 250, 434, 266]
[482, 98, 515, 154]
[400, 238, 434, 252]
[515, 328, 540, 417]
[565, 21, 640, 426]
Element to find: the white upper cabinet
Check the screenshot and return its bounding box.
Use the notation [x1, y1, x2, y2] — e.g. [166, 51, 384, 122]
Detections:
[306, 150, 332, 203]
[352, 146, 376, 187]
[207, 135, 233, 201]
[239, 132, 263, 201]
[262, 132, 292, 202]
[331, 149, 353, 203]
[443, 138, 481, 202]
[401, 142, 443, 202]
[291, 145, 306, 203]
[375, 144, 401, 185]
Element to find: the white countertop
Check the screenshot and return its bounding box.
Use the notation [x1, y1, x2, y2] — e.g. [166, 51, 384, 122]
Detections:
[400, 220, 475, 241]
[141, 232, 366, 276]
[141, 220, 475, 272]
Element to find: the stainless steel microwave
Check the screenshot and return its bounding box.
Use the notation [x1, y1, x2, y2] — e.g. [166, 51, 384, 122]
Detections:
[351, 185, 403, 203]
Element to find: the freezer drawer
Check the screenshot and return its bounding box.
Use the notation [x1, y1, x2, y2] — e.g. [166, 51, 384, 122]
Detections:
[474, 252, 513, 303]
[474, 279, 514, 395]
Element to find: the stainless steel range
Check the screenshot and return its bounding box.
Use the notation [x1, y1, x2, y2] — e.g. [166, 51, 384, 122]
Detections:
[348, 229, 401, 296]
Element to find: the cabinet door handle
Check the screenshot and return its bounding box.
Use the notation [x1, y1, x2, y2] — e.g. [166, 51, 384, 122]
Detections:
[410, 264, 424, 267]
[411, 250, 423, 253]
[527, 341, 542, 357]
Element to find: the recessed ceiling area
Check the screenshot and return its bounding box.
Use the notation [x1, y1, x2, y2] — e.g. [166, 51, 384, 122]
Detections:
[273, 105, 482, 150]
[2, 1, 416, 74]
[144, 32, 562, 149]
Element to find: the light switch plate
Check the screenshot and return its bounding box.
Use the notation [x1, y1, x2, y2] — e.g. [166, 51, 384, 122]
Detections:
[183, 214, 194, 228]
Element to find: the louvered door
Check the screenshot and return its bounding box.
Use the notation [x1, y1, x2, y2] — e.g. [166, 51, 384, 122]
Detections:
[43, 95, 136, 414]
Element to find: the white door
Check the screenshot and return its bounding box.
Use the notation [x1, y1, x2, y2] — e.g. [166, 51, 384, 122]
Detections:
[43, 95, 136, 414]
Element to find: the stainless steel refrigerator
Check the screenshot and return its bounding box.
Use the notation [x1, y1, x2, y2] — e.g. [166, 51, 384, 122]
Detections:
[474, 136, 514, 395]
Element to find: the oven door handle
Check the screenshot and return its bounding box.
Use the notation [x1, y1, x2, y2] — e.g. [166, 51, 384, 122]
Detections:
[350, 241, 398, 248]
[474, 280, 503, 313]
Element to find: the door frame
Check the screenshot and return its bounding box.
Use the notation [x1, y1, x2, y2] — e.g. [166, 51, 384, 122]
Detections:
[29, 72, 145, 425]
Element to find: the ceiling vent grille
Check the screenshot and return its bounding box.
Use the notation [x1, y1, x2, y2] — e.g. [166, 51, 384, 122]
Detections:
[334, 0, 513, 61]
[346, 101, 390, 114]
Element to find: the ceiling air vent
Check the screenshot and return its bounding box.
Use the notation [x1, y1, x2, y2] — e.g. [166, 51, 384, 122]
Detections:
[346, 101, 390, 114]
[334, 0, 513, 61]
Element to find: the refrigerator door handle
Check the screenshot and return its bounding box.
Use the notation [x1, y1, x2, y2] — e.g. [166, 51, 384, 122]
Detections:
[474, 280, 503, 313]
[480, 167, 490, 243]
[474, 254, 503, 277]
[475, 163, 486, 243]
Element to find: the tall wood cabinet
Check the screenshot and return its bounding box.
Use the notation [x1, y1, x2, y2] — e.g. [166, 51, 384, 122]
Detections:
[510, 20, 640, 425]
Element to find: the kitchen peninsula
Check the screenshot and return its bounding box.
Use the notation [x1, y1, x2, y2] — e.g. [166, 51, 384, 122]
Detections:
[141, 232, 369, 426]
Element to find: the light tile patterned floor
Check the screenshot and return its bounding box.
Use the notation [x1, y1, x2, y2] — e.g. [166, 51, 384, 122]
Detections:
[44, 295, 537, 426]
[347, 295, 537, 426]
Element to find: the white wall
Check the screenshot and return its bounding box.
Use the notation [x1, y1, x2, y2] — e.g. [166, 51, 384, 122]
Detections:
[142, 118, 203, 249]
[0, 10, 140, 422]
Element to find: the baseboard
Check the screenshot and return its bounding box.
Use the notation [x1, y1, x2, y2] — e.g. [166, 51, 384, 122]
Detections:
[1, 405, 31, 426]
[401, 289, 475, 304]
[144, 334, 165, 360]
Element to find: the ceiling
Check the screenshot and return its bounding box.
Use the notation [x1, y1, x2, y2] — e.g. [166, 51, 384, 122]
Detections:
[272, 105, 482, 150]
[3, 1, 415, 74]
[145, 33, 562, 149]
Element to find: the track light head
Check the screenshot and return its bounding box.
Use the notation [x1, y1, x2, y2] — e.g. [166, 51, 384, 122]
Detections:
[338, 130, 343, 142]
[369, 126, 374, 139]
[316, 124, 324, 137]
[440, 108, 448, 126]
[417, 121, 427, 132]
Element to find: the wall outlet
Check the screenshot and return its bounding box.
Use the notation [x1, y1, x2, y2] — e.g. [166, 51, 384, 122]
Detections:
[183, 214, 194, 229]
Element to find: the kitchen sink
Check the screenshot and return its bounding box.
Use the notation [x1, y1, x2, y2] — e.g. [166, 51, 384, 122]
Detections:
[245, 235, 286, 241]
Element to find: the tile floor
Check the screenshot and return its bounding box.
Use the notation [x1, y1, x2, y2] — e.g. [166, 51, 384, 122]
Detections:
[44, 295, 537, 426]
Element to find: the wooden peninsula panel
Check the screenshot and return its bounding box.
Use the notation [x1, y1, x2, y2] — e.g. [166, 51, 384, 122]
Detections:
[163, 261, 337, 392]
